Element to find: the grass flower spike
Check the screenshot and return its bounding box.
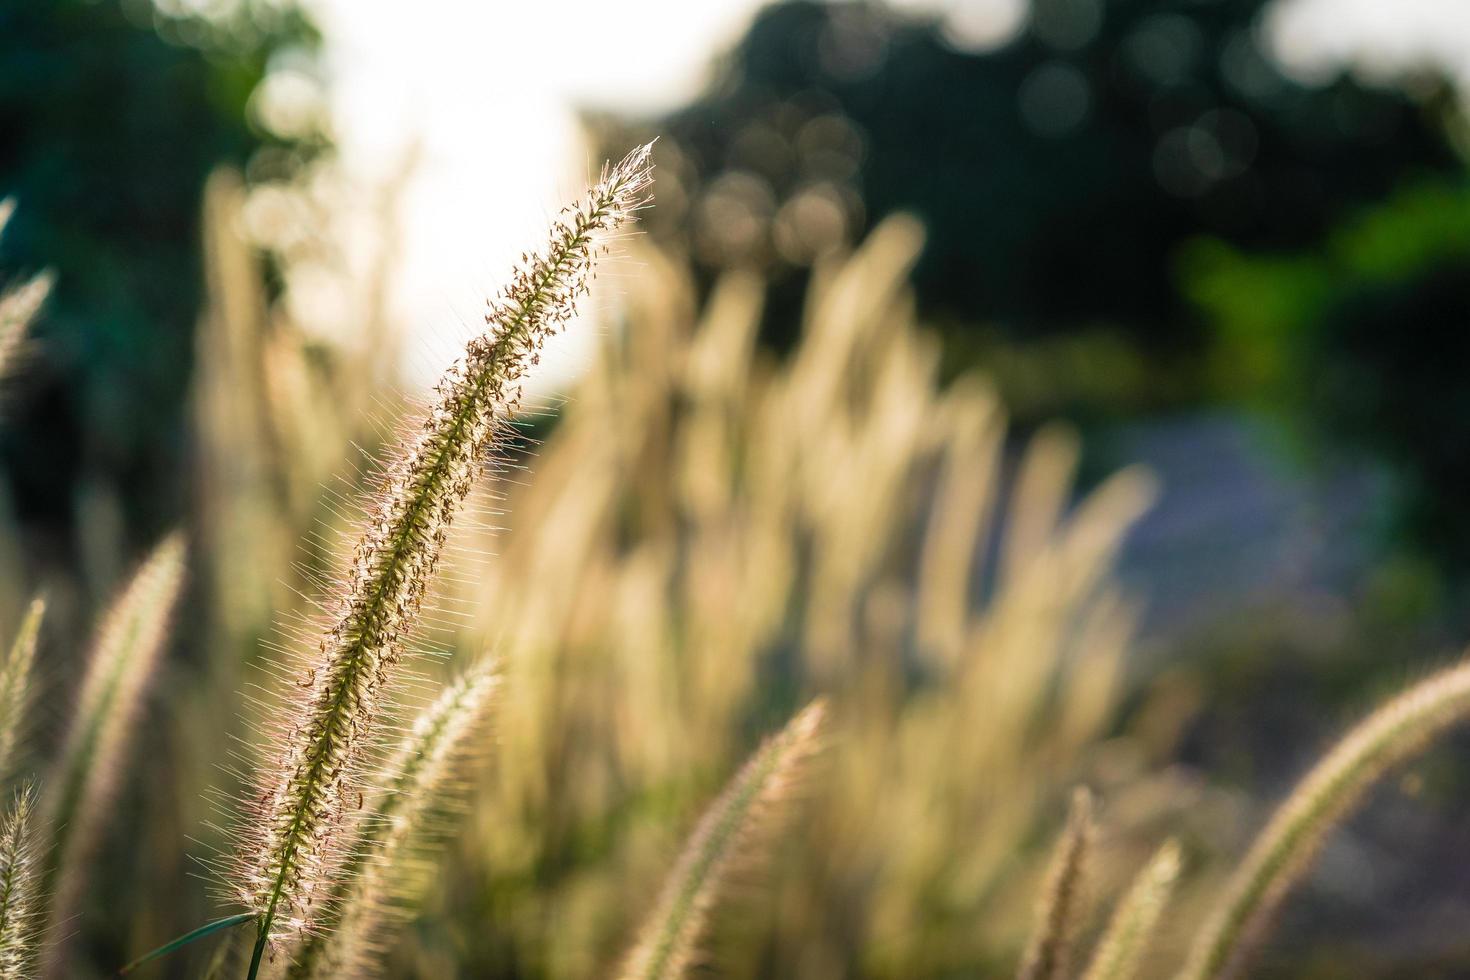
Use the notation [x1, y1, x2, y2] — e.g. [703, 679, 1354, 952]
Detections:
[0, 785, 40, 980]
[289, 660, 500, 979]
[41, 534, 186, 975]
[0, 599, 43, 781]
[235, 145, 653, 975]
[618, 699, 827, 980]
[1080, 839, 1180, 980]
[1180, 658, 1470, 980]
[1018, 787, 1095, 980]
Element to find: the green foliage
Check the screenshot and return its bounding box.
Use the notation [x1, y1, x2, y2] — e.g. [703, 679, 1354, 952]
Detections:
[0, 0, 322, 550]
[1184, 179, 1470, 564]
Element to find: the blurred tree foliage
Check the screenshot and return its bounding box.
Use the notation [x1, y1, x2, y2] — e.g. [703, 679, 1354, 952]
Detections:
[0, 0, 321, 564]
[595, 0, 1460, 420]
[1185, 181, 1470, 566]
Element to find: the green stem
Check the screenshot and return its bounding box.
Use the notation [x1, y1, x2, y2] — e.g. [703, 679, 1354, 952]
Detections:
[246, 919, 269, 980]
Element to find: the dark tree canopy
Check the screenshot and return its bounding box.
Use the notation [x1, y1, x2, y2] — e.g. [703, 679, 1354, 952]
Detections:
[599, 0, 1458, 357]
[0, 0, 320, 557]
[1185, 179, 1470, 567]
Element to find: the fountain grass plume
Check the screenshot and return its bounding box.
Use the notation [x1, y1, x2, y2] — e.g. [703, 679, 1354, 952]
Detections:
[617, 699, 827, 980]
[0, 599, 43, 781]
[0, 784, 40, 980]
[40, 533, 186, 975]
[1017, 787, 1095, 980]
[233, 145, 654, 974]
[287, 659, 500, 979]
[1080, 839, 1180, 980]
[1179, 657, 1470, 980]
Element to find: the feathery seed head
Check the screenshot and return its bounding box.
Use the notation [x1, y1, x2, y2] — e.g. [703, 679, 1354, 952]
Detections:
[1081, 839, 1180, 980]
[0, 783, 39, 980]
[371, 659, 501, 832]
[1018, 787, 1096, 980]
[288, 660, 501, 979]
[618, 698, 827, 980]
[1179, 657, 1470, 980]
[48, 535, 186, 840]
[40, 534, 185, 977]
[0, 599, 44, 781]
[236, 146, 654, 956]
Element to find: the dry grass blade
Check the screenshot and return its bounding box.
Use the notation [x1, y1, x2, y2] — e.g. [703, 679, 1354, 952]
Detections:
[288, 660, 500, 979]
[1017, 787, 1095, 980]
[0, 199, 48, 386]
[0, 784, 40, 980]
[233, 144, 654, 972]
[1179, 658, 1470, 980]
[1080, 839, 1181, 980]
[0, 272, 52, 387]
[37, 533, 185, 976]
[0, 599, 44, 780]
[617, 699, 827, 980]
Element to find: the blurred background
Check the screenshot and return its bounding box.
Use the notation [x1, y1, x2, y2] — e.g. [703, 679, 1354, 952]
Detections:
[8, 0, 1470, 976]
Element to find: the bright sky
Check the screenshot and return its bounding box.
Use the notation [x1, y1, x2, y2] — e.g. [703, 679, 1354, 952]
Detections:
[1269, 0, 1470, 86]
[299, 0, 1470, 390]
[306, 0, 766, 390]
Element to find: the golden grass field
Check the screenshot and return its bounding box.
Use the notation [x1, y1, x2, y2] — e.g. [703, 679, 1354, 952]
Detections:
[0, 153, 1462, 979]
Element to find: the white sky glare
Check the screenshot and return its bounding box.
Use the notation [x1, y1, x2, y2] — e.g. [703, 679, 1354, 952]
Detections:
[306, 0, 764, 389]
[300, 0, 1470, 390]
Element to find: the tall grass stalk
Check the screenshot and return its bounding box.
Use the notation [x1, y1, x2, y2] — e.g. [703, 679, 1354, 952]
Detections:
[1179, 658, 1470, 980]
[1017, 787, 1095, 980]
[40, 533, 186, 975]
[0, 785, 40, 980]
[617, 699, 826, 980]
[288, 660, 500, 979]
[233, 145, 653, 975]
[1080, 839, 1180, 980]
[0, 599, 43, 780]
